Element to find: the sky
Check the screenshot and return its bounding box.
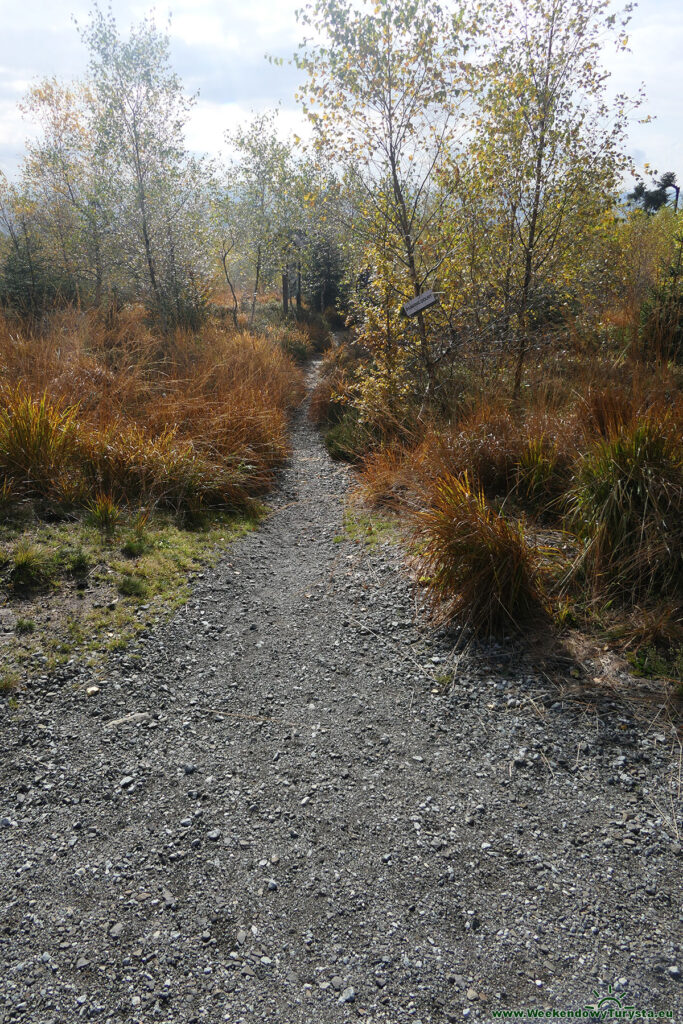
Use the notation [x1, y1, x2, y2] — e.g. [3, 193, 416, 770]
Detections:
[0, 0, 681, 184]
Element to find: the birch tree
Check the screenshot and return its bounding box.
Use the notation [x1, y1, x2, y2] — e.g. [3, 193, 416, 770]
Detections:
[466, 0, 636, 395]
[295, 0, 468, 403]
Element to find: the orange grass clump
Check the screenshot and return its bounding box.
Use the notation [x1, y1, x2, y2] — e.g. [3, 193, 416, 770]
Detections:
[412, 472, 548, 637]
[0, 310, 304, 516]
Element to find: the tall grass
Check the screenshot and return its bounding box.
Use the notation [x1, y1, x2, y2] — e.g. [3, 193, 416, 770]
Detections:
[0, 309, 304, 517]
[413, 472, 548, 637]
[568, 418, 683, 601]
[0, 389, 78, 496]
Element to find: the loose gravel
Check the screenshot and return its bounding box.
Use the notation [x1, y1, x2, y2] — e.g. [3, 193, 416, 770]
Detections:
[1, 363, 681, 1023]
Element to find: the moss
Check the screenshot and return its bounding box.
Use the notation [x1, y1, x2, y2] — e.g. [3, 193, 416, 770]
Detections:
[0, 508, 258, 681]
[343, 507, 397, 548]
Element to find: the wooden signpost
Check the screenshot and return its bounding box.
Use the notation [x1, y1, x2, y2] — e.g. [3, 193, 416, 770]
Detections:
[402, 290, 437, 317]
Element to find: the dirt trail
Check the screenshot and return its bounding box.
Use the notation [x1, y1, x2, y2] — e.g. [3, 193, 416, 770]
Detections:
[1, 362, 681, 1023]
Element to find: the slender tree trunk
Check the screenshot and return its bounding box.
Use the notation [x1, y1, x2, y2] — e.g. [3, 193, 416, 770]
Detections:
[221, 253, 239, 329]
[250, 245, 262, 327]
[166, 219, 181, 325]
[296, 262, 302, 316]
[130, 121, 161, 320]
[514, 246, 535, 399]
[388, 147, 435, 407]
[19, 218, 38, 316]
[94, 241, 103, 307]
[502, 201, 517, 336]
[282, 266, 289, 316]
[513, 13, 556, 400]
[140, 205, 159, 298]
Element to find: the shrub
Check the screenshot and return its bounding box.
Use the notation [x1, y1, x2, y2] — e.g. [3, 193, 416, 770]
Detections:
[264, 324, 314, 364]
[121, 535, 148, 558]
[413, 472, 548, 636]
[568, 418, 683, 601]
[118, 572, 148, 598]
[0, 314, 304, 520]
[0, 671, 19, 693]
[0, 389, 78, 497]
[308, 341, 366, 428]
[583, 386, 633, 439]
[357, 445, 421, 510]
[515, 435, 571, 517]
[298, 311, 332, 352]
[67, 547, 93, 578]
[8, 541, 54, 591]
[435, 408, 522, 498]
[324, 410, 379, 462]
[309, 369, 347, 427]
[87, 492, 121, 535]
[639, 278, 683, 363]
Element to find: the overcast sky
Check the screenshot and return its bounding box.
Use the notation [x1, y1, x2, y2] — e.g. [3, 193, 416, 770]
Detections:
[0, 0, 681, 183]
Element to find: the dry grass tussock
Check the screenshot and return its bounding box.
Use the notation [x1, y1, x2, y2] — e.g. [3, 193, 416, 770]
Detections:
[346, 350, 683, 659]
[412, 472, 549, 637]
[0, 308, 305, 516]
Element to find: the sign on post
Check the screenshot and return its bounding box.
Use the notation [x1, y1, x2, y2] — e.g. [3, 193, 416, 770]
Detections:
[403, 290, 437, 317]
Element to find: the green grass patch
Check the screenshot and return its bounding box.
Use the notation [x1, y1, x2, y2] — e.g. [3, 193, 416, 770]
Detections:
[121, 534, 149, 558]
[343, 507, 397, 548]
[627, 644, 683, 683]
[0, 507, 259, 681]
[325, 410, 379, 463]
[9, 541, 55, 591]
[117, 573, 149, 598]
[0, 670, 19, 693]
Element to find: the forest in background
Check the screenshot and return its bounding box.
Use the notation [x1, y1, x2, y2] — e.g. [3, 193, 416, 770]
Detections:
[0, 0, 681, 695]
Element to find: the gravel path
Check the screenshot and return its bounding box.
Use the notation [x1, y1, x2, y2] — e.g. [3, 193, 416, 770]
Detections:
[1, 362, 682, 1024]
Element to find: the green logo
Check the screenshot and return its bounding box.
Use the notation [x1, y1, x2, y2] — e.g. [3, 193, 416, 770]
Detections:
[490, 982, 674, 1020]
[584, 986, 635, 1018]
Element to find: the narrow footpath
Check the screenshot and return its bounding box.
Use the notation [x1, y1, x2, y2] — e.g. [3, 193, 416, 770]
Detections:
[1, 363, 681, 1024]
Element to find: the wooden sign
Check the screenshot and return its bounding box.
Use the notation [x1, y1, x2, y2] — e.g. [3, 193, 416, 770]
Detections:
[403, 290, 437, 317]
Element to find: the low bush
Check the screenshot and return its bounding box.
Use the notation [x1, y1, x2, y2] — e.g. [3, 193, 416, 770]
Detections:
[431, 407, 523, 498]
[8, 541, 54, 591]
[582, 386, 634, 439]
[357, 413, 576, 519]
[87, 492, 121, 535]
[0, 389, 78, 498]
[299, 310, 333, 352]
[568, 418, 683, 601]
[324, 409, 380, 462]
[309, 370, 347, 427]
[412, 472, 548, 636]
[67, 547, 93, 578]
[118, 572, 149, 599]
[121, 535, 149, 558]
[514, 435, 572, 517]
[263, 323, 314, 364]
[357, 445, 423, 510]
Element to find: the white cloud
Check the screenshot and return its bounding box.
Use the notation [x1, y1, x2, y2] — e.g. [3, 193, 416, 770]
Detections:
[169, 11, 240, 50]
[184, 97, 311, 159]
[604, 0, 683, 177]
[0, 0, 680, 183]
